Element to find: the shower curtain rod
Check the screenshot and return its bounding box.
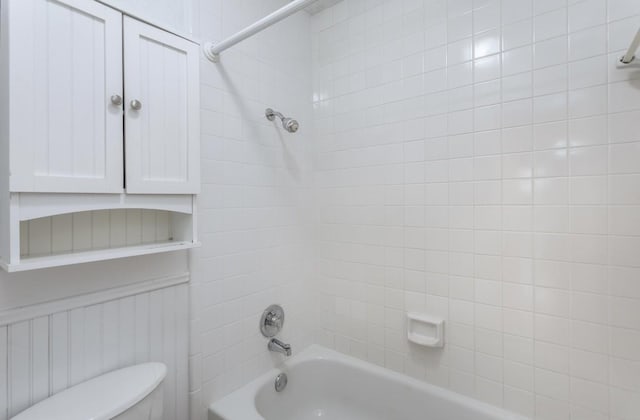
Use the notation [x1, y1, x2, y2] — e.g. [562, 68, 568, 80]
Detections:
[203, 0, 320, 63]
[620, 27, 640, 64]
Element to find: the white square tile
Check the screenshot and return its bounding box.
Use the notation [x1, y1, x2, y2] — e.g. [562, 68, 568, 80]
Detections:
[473, 2, 500, 34]
[503, 309, 534, 337]
[503, 126, 534, 153]
[569, 85, 607, 119]
[609, 174, 640, 204]
[534, 178, 569, 205]
[568, 55, 607, 90]
[571, 234, 608, 265]
[535, 259, 571, 289]
[534, 36, 568, 69]
[474, 54, 501, 82]
[571, 292, 608, 325]
[502, 19, 533, 51]
[503, 73, 533, 102]
[474, 104, 502, 131]
[608, 0, 640, 22]
[534, 206, 570, 233]
[534, 8, 568, 42]
[571, 199, 607, 232]
[502, 0, 533, 24]
[502, 99, 534, 127]
[609, 206, 640, 236]
[534, 121, 568, 150]
[503, 206, 533, 231]
[568, 116, 607, 147]
[533, 64, 567, 96]
[448, 38, 474, 65]
[535, 341, 569, 373]
[533, 0, 567, 15]
[474, 29, 501, 59]
[534, 149, 568, 177]
[535, 313, 570, 345]
[568, 25, 607, 61]
[570, 146, 608, 176]
[504, 283, 534, 311]
[503, 153, 533, 178]
[571, 176, 607, 205]
[609, 142, 640, 174]
[503, 46, 533, 76]
[534, 93, 567, 124]
[448, 12, 474, 41]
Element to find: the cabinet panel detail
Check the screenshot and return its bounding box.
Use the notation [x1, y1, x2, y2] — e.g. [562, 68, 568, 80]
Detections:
[124, 16, 200, 194]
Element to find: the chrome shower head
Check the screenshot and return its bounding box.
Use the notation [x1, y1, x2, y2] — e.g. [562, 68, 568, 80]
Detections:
[266, 108, 299, 133]
[282, 117, 299, 133]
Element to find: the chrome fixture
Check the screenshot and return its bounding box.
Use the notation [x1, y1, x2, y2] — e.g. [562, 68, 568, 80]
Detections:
[260, 304, 285, 337]
[269, 338, 292, 356]
[130, 99, 143, 111]
[261, 305, 292, 356]
[274, 373, 288, 392]
[110, 94, 123, 106]
[266, 108, 299, 133]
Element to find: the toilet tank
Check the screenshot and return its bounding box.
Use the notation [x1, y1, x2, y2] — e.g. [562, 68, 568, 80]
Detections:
[10, 363, 167, 420]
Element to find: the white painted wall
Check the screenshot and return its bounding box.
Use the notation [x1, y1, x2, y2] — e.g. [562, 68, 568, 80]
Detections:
[0, 252, 188, 311]
[312, 1, 640, 419]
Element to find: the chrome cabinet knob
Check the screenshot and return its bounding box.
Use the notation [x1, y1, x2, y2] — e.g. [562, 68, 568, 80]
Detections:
[110, 94, 123, 106]
[130, 99, 142, 111]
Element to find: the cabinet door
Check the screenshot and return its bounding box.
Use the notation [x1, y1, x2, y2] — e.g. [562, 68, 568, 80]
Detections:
[8, 0, 124, 193]
[123, 17, 200, 194]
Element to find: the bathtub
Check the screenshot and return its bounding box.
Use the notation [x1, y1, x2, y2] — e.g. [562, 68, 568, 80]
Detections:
[209, 345, 528, 420]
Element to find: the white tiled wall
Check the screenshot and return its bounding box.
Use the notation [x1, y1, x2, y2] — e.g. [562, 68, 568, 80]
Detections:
[312, 0, 640, 419]
[188, 1, 316, 418]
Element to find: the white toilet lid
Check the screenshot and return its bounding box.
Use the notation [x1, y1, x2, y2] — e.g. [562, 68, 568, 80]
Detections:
[10, 363, 167, 420]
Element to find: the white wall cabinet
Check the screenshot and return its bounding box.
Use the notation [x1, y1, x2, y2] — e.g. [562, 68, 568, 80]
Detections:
[0, 0, 201, 272]
[3, 0, 200, 195]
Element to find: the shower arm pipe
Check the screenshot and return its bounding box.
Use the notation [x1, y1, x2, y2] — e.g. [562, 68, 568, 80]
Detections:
[620, 27, 640, 64]
[203, 0, 320, 63]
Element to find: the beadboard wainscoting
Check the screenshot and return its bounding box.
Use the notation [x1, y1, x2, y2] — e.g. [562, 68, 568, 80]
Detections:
[0, 274, 189, 420]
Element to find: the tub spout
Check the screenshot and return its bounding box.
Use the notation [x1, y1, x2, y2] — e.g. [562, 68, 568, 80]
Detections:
[268, 338, 292, 356]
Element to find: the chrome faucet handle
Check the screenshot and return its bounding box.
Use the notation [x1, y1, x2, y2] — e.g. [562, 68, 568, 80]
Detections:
[260, 304, 285, 337]
[266, 311, 282, 329]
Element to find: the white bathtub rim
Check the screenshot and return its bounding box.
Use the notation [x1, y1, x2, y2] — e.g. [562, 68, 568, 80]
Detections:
[208, 344, 529, 420]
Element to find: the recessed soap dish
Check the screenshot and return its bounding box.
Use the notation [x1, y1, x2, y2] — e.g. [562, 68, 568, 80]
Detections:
[407, 313, 444, 348]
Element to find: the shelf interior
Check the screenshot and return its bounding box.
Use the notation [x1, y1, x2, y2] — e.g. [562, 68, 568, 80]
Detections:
[2, 205, 197, 272]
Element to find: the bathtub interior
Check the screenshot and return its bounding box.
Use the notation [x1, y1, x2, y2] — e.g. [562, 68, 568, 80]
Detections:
[254, 356, 516, 420]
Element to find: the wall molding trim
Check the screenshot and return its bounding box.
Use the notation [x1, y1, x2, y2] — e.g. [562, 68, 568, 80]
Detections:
[0, 272, 190, 327]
